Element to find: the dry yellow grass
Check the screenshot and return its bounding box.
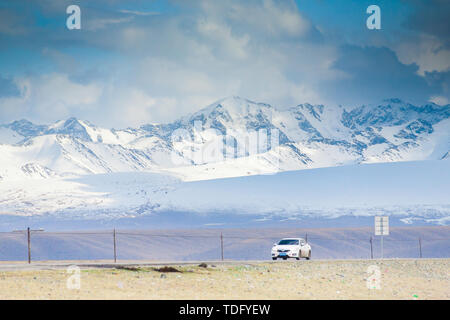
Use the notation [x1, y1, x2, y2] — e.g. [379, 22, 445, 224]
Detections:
[0, 259, 448, 300]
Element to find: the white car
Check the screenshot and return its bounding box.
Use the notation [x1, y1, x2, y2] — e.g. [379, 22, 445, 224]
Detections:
[271, 238, 311, 260]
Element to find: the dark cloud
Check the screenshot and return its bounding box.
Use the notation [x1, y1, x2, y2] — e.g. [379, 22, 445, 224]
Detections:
[323, 45, 445, 106]
[0, 0, 448, 127]
[425, 70, 450, 97]
[0, 8, 29, 36]
[404, 0, 450, 47]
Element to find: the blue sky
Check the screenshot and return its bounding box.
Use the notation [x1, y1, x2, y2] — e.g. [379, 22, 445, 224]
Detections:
[0, 0, 449, 127]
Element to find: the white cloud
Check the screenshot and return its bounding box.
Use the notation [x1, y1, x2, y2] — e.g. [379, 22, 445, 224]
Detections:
[101, 0, 336, 120]
[119, 10, 160, 16]
[0, 74, 102, 123]
[229, 0, 311, 37]
[109, 89, 157, 126]
[197, 19, 250, 60]
[430, 96, 449, 106]
[35, 74, 101, 106]
[394, 34, 450, 75]
[0, 0, 347, 127]
[86, 17, 134, 31]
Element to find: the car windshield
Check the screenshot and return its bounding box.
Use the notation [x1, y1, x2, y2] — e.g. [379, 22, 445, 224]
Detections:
[278, 239, 299, 245]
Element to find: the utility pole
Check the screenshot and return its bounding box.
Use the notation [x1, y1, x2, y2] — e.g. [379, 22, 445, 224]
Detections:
[419, 237, 422, 258]
[13, 227, 44, 264]
[27, 227, 31, 264]
[220, 233, 224, 261]
[113, 228, 117, 263]
[370, 236, 373, 259]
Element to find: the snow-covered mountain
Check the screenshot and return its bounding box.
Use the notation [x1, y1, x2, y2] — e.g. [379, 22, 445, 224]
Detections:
[0, 96, 449, 181]
[0, 96, 449, 223]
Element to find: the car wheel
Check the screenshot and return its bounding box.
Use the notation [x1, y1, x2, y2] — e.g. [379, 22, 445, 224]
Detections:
[272, 257, 277, 260]
[282, 257, 287, 260]
[296, 250, 301, 260]
[306, 250, 311, 260]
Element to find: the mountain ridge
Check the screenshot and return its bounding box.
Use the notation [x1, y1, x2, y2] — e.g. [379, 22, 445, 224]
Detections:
[0, 96, 449, 181]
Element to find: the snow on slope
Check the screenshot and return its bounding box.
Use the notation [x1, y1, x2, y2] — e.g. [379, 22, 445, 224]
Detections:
[0, 132, 161, 180]
[1, 96, 449, 181]
[0, 161, 448, 224]
[0, 127, 24, 145]
[0, 97, 449, 222]
[0, 172, 179, 218]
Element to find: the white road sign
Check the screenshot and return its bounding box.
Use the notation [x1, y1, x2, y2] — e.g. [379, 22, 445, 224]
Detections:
[375, 216, 389, 236]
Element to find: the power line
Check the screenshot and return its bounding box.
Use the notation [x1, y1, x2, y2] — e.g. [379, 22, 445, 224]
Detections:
[1, 231, 449, 241]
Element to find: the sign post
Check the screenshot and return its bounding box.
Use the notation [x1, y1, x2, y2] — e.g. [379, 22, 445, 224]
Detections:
[374, 216, 389, 259]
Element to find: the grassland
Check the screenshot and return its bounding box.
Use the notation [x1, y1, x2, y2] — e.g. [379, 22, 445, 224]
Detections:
[0, 259, 448, 299]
